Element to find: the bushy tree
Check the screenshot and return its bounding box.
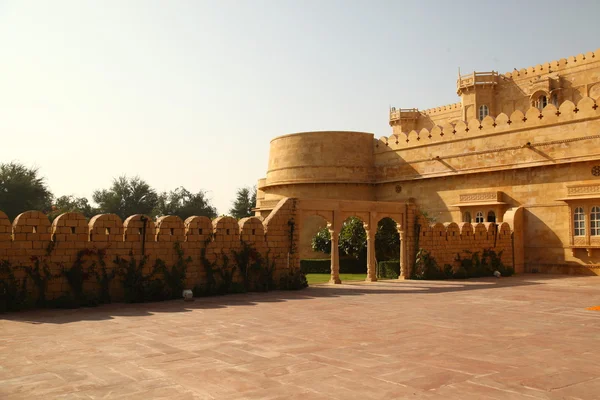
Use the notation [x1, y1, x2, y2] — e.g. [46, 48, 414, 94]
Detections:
[154, 187, 217, 220]
[229, 186, 256, 219]
[48, 195, 97, 221]
[0, 162, 53, 219]
[92, 176, 158, 220]
[311, 217, 366, 260]
[375, 218, 400, 261]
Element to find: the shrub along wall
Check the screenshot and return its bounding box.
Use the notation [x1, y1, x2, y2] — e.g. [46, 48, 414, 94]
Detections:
[377, 260, 399, 279]
[411, 215, 515, 279]
[0, 198, 307, 312]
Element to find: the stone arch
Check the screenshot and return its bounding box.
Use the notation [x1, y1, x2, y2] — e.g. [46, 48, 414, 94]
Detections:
[529, 89, 549, 109]
[374, 216, 401, 265]
[89, 214, 124, 242]
[338, 212, 369, 227]
[374, 213, 403, 229]
[299, 210, 333, 227]
[298, 211, 332, 261]
[155, 215, 185, 242]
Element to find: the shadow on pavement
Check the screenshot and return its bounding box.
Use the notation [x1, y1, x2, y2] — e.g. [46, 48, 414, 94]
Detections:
[0, 274, 590, 325]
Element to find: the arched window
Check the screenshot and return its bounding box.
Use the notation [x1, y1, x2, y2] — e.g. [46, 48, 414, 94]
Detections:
[478, 105, 489, 121]
[463, 212, 471, 223]
[536, 95, 548, 111]
[551, 93, 559, 107]
[487, 211, 496, 223]
[574, 207, 586, 236]
[591, 206, 600, 236]
[475, 211, 484, 223]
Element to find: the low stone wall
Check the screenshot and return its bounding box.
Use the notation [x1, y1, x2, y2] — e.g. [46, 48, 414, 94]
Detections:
[415, 215, 514, 270]
[0, 198, 298, 302]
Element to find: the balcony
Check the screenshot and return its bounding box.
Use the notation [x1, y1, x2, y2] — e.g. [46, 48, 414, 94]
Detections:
[457, 71, 498, 94]
[389, 107, 420, 123]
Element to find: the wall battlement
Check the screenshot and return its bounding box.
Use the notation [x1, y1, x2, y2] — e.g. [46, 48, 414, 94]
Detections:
[377, 96, 599, 150]
[0, 198, 298, 301]
[416, 216, 514, 269]
[501, 48, 598, 81]
[422, 102, 462, 115]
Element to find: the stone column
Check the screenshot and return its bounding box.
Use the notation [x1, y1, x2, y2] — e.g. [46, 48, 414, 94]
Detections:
[328, 227, 341, 284]
[364, 224, 377, 282]
[398, 227, 408, 279]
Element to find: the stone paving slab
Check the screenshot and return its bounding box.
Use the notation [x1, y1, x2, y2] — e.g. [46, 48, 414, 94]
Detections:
[2, 275, 600, 399]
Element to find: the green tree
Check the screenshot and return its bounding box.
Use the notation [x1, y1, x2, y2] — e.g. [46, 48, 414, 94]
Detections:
[311, 217, 400, 261]
[229, 186, 256, 219]
[0, 162, 53, 220]
[311, 217, 367, 260]
[48, 195, 97, 221]
[92, 176, 158, 220]
[154, 187, 217, 220]
[374, 218, 400, 261]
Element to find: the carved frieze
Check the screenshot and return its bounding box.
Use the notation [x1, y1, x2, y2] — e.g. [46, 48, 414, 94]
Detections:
[459, 192, 501, 203]
[567, 185, 600, 196]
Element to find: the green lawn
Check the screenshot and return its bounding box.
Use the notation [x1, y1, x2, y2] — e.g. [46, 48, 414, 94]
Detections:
[306, 273, 367, 285]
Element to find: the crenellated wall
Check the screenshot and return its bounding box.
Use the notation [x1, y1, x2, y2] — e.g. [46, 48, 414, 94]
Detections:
[378, 96, 599, 153]
[390, 48, 600, 129]
[0, 198, 298, 301]
[415, 215, 514, 271]
[256, 49, 600, 276]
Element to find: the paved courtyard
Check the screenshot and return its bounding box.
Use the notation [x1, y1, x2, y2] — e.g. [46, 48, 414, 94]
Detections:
[2, 275, 600, 399]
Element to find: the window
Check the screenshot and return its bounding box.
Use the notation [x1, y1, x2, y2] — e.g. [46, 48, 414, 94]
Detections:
[478, 105, 489, 121]
[475, 211, 484, 223]
[487, 211, 496, 223]
[551, 93, 558, 107]
[463, 212, 471, 223]
[592, 206, 600, 236]
[536, 95, 548, 111]
[574, 207, 586, 236]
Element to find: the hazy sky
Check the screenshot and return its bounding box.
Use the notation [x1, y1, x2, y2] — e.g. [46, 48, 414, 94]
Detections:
[1, 1, 599, 215]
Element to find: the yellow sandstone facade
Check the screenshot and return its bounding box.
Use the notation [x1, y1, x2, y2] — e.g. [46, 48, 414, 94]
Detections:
[256, 48, 600, 277]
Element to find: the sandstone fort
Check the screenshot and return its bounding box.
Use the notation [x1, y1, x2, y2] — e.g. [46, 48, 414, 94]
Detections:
[254, 47, 600, 281]
[1, 48, 600, 299]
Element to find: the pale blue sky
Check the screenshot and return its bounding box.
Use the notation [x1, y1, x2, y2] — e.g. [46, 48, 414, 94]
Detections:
[0, 0, 598, 214]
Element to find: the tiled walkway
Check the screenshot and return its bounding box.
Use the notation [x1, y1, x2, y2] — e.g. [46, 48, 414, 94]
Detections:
[2, 275, 600, 399]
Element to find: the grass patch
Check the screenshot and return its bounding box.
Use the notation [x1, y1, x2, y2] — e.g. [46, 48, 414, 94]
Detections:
[306, 273, 367, 285]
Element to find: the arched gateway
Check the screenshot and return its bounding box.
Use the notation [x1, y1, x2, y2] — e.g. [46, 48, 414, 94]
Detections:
[295, 198, 408, 283]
